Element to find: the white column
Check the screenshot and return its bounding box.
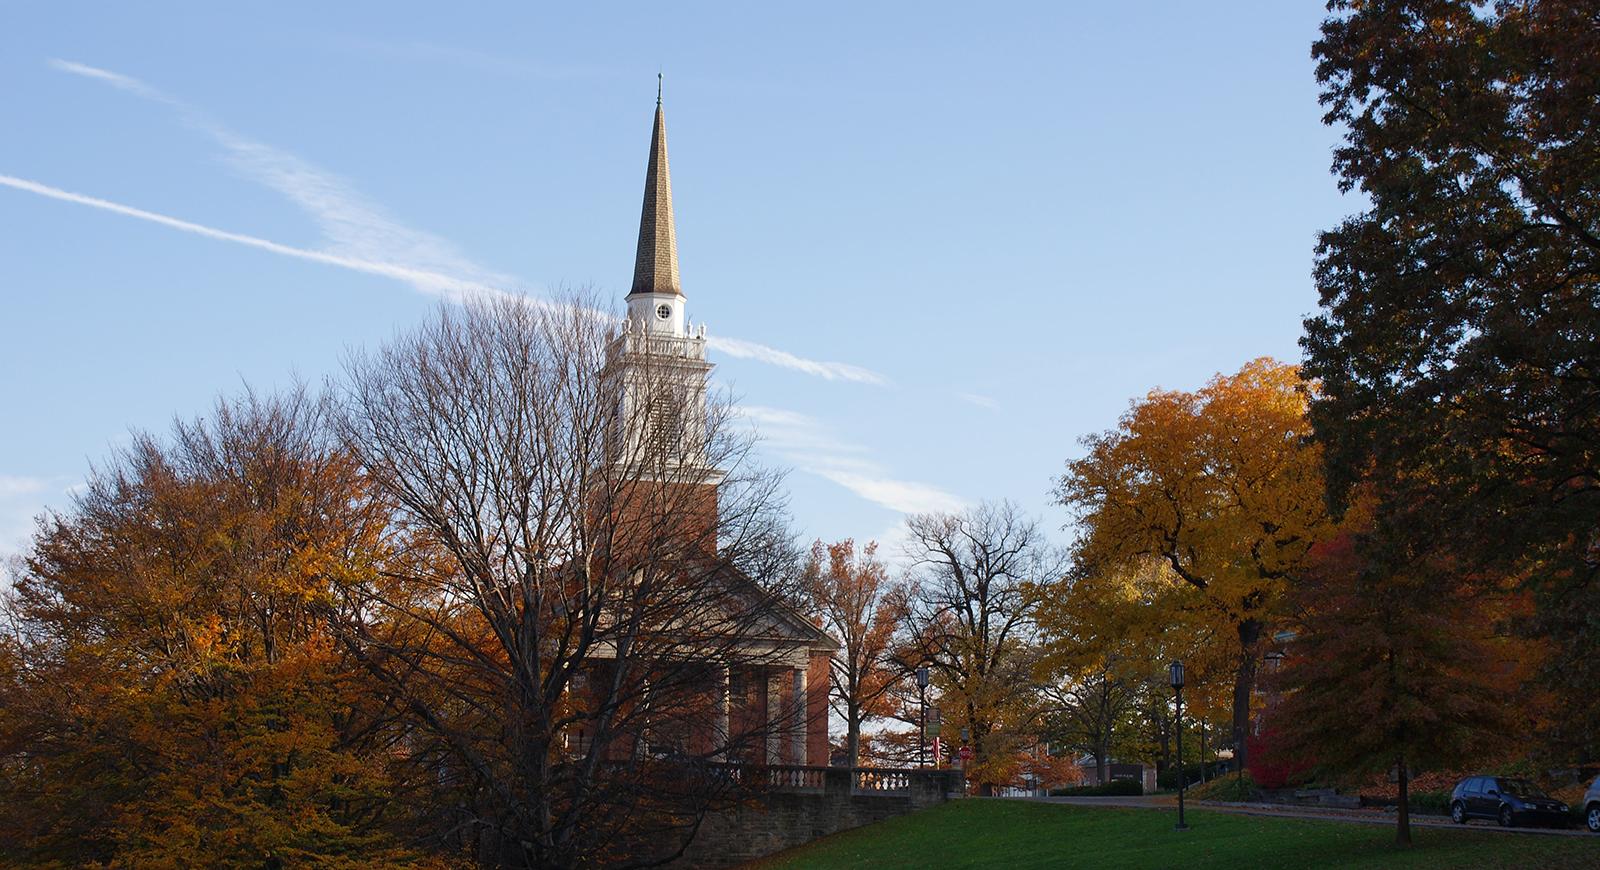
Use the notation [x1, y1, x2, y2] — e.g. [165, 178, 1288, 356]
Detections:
[765, 670, 784, 764]
[791, 667, 807, 765]
[714, 664, 730, 762]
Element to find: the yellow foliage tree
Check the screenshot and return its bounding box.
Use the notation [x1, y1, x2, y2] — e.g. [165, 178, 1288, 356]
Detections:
[1053, 358, 1333, 771]
[1032, 559, 1234, 778]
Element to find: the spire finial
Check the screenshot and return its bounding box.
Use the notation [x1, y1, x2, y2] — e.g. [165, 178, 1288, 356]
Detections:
[657, 72, 663, 107]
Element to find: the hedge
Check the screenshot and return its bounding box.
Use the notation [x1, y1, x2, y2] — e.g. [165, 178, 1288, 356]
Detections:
[1049, 778, 1144, 797]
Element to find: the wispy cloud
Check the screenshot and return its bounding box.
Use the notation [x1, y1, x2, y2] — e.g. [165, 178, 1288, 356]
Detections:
[33, 59, 887, 386]
[742, 406, 963, 515]
[709, 337, 887, 386]
[0, 475, 71, 567]
[956, 391, 999, 411]
[49, 59, 170, 101]
[50, 58, 515, 298]
[0, 476, 49, 498]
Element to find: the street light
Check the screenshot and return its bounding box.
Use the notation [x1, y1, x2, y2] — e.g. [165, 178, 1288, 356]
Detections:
[1170, 660, 1188, 831]
[916, 665, 931, 768]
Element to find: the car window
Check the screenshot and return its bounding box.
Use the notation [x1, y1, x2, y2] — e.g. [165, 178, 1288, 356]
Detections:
[1466, 778, 1483, 794]
[1501, 778, 1546, 797]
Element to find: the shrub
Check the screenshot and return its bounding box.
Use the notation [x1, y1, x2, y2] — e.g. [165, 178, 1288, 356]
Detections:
[1247, 728, 1314, 789]
[1407, 790, 1452, 816]
[1189, 772, 1259, 802]
[1157, 762, 1224, 790]
[1049, 778, 1144, 797]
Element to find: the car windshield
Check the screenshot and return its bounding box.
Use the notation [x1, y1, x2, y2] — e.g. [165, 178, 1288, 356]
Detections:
[1497, 779, 1547, 798]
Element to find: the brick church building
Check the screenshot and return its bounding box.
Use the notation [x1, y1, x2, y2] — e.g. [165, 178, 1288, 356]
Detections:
[599, 86, 839, 767]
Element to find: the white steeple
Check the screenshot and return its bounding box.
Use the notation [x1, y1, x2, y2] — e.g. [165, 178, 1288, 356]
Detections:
[612, 85, 722, 486]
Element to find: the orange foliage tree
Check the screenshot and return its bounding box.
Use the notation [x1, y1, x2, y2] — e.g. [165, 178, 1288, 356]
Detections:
[802, 539, 904, 767]
[0, 390, 440, 867]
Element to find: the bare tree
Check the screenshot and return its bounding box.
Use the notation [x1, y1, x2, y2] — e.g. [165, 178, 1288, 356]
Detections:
[801, 539, 904, 768]
[332, 292, 815, 869]
[899, 501, 1065, 795]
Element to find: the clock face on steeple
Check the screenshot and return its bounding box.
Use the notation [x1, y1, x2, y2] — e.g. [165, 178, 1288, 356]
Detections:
[656, 303, 672, 321]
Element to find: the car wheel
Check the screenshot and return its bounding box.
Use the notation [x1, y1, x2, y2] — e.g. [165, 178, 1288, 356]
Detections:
[1450, 801, 1466, 824]
[1587, 803, 1600, 834]
[1499, 805, 1514, 828]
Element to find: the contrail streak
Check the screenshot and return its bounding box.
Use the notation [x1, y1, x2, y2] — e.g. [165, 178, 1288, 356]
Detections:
[0, 174, 491, 298]
[0, 173, 889, 383]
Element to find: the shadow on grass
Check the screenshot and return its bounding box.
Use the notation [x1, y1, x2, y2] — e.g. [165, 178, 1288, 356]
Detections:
[749, 799, 1600, 870]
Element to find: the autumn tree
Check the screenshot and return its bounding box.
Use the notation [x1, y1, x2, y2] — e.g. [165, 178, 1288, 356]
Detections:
[1303, 0, 1600, 760]
[1055, 358, 1332, 771]
[1268, 530, 1516, 845]
[333, 293, 807, 868]
[0, 389, 434, 867]
[899, 501, 1065, 794]
[802, 538, 903, 767]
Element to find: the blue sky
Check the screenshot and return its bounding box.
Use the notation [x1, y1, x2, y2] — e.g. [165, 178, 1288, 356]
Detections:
[0, 2, 1349, 564]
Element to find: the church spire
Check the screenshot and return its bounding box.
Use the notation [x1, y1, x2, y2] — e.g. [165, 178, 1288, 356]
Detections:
[629, 79, 681, 297]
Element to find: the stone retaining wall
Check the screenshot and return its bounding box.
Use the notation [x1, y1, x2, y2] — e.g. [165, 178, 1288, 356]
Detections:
[678, 767, 963, 868]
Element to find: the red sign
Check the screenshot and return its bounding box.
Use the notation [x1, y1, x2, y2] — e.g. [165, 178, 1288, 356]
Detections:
[958, 745, 973, 763]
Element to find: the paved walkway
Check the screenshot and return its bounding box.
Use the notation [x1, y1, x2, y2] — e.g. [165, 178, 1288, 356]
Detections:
[1020, 795, 1595, 838]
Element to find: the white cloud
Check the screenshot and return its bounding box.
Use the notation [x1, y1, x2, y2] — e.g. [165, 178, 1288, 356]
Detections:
[0, 476, 48, 498]
[956, 391, 999, 411]
[741, 406, 963, 515]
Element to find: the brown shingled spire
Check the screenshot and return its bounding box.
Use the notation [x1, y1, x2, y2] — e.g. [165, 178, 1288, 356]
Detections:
[629, 79, 682, 297]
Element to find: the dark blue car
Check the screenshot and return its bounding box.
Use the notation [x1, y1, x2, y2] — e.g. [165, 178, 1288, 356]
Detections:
[1449, 776, 1570, 828]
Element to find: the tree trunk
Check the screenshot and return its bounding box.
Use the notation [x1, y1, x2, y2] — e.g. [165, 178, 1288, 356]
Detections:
[1095, 740, 1108, 785]
[1395, 754, 1412, 846]
[1199, 721, 1208, 783]
[845, 706, 861, 768]
[1232, 618, 1263, 773]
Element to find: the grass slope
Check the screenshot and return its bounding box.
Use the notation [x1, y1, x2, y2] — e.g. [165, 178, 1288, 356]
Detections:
[751, 799, 1600, 869]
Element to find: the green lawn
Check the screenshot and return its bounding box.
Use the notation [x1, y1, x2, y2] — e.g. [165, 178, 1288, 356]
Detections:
[750, 799, 1600, 869]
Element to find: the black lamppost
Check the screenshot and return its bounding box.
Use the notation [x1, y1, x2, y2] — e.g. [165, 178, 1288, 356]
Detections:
[916, 665, 931, 768]
[1170, 660, 1188, 831]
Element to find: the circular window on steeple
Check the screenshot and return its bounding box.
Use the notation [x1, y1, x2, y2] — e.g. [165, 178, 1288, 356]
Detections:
[656, 304, 672, 320]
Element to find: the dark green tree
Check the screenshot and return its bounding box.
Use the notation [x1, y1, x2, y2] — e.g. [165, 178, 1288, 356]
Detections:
[1269, 532, 1515, 846]
[1302, 0, 1600, 759]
